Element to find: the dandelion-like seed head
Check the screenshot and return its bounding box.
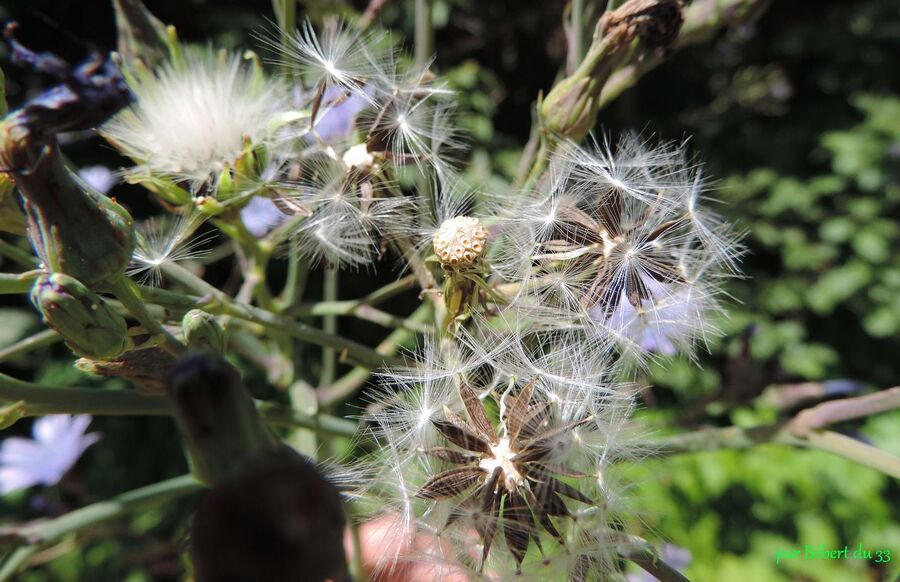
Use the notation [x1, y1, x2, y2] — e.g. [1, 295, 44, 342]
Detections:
[128, 214, 211, 286]
[102, 49, 285, 186]
[433, 216, 488, 268]
[503, 135, 741, 363]
[354, 333, 636, 579]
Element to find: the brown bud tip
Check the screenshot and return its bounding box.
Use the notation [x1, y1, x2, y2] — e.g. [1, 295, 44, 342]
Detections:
[600, 0, 685, 55]
[433, 216, 488, 268]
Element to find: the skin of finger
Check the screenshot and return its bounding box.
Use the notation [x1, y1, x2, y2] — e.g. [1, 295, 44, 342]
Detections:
[345, 515, 470, 582]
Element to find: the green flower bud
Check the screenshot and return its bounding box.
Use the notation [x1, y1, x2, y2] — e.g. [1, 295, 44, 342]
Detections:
[1, 140, 135, 285]
[31, 273, 130, 359]
[182, 309, 225, 353]
[167, 353, 276, 484]
[541, 0, 684, 141]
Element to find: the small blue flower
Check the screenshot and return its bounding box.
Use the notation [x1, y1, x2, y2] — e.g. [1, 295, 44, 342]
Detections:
[241, 196, 288, 238]
[77, 165, 117, 195]
[310, 86, 369, 143]
[0, 415, 100, 495]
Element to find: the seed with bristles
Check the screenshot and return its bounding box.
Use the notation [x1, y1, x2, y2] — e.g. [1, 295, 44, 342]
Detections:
[433, 216, 488, 268]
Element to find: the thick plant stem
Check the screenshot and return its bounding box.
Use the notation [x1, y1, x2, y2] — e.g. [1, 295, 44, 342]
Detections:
[0, 475, 202, 581]
[0, 372, 172, 417]
[0, 369, 357, 437]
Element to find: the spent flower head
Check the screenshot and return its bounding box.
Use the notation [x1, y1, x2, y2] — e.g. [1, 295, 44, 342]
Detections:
[502, 135, 741, 364]
[102, 48, 286, 187]
[352, 334, 637, 579]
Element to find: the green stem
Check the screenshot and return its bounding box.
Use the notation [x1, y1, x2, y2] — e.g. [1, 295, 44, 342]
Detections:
[0, 329, 61, 363]
[651, 386, 900, 478]
[213, 217, 275, 310]
[0, 475, 202, 580]
[0, 370, 358, 438]
[0, 372, 171, 417]
[0, 239, 38, 269]
[257, 401, 358, 438]
[571, 0, 586, 70]
[318, 302, 432, 408]
[414, 0, 434, 71]
[160, 262, 395, 369]
[320, 265, 338, 387]
[653, 425, 900, 479]
[0, 270, 42, 294]
[277, 244, 309, 312]
[620, 540, 691, 582]
[106, 276, 186, 356]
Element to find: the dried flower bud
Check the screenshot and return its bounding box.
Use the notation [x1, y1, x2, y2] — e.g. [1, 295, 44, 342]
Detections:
[76, 347, 175, 395]
[433, 216, 488, 268]
[166, 353, 276, 484]
[31, 273, 129, 359]
[182, 309, 225, 353]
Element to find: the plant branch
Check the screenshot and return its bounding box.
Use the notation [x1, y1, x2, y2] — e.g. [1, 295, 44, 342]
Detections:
[620, 538, 691, 582]
[651, 387, 900, 479]
[0, 475, 202, 580]
[0, 270, 41, 294]
[318, 302, 432, 407]
[0, 329, 60, 363]
[160, 262, 397, 369]
[0, 239, 38, 269]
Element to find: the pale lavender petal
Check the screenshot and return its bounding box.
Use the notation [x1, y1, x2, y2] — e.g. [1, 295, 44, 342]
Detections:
[241, 196, 288, 238]
[78, 165, 117, 194]
[0, 415, 100, 494]
[0, 438, 43, 464]
[312, 87, 368, 143]
[0, 466, 40, 495]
